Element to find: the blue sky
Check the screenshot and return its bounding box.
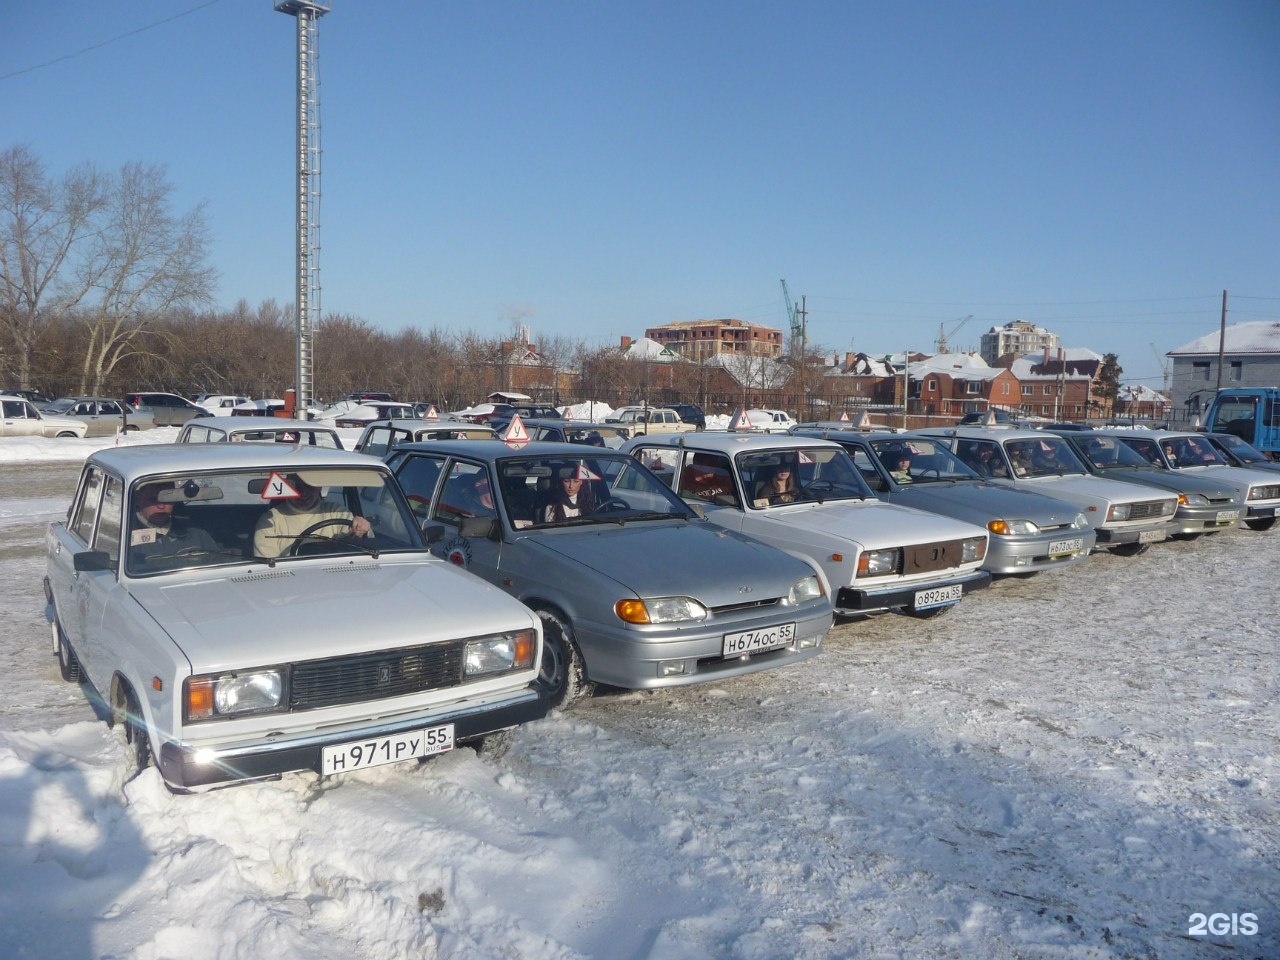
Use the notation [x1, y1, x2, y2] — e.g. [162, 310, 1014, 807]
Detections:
[6, 0, 1278, 389]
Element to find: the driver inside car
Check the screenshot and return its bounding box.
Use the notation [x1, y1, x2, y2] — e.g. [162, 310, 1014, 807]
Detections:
[253, 473, 372, 559]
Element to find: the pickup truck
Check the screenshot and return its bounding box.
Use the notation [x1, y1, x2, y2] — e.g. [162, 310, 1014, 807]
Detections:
[607, 407, 697, 435]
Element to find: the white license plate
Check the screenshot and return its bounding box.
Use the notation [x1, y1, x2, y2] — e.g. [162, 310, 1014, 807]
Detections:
[321, 724, 454, 776]
[1215, 509, 1241, 522]
[723, 622, 796, 657]
[1138, 529, 1167, 543]
[914, 584, 963, 610]
[1047, 537, 1084, 557]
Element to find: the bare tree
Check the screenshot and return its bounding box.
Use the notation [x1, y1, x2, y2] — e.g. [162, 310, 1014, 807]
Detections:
[73, 161, 215, 394]
[0, 145, 107, 389]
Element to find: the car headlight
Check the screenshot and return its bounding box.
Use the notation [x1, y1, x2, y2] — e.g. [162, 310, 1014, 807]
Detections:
[1180, 493, 1207, 507]
[464, 629, 538, 677]
[1249, 484, 1280, 501]
[615, 597, 709, 624]
[856, 548, 900, 577]
[186, 670, 284, 721]
[962, 537, 986, 562]
[1071, 513, 1090, 529]
[988, 518, 1039, 536]
[1107, 503, 1131, 521]
[787, 575, 824, 605]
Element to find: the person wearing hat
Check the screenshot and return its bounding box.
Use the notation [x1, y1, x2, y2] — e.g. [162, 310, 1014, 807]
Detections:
[253, 474, 372, 558]
[129, 480, 220, 571]
[544, 465, 596, 523]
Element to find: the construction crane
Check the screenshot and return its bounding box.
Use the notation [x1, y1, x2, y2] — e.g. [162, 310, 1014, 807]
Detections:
[935, 315, 973, 354]
[780, 279, 806, 360]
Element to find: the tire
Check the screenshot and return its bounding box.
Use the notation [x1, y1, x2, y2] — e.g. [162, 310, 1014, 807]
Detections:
[56, 431, 78, 438]
[52, 620, 82, 682]
[123, 424, 139, 433]
[112, 683, 153, 779]
[1109, 541, 1149, 557]
[1244, 517, 1277, 532]
[535, 609, 593, 709]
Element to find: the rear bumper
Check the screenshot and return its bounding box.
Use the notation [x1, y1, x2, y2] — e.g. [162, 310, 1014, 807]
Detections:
[158, 687, 547, 790]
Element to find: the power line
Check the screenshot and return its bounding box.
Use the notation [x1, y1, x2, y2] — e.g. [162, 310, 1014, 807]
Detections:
[0, 1, 224, 82]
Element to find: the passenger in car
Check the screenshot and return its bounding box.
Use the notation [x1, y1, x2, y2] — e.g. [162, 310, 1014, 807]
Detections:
[754, 464, 798, 503]
[543, 466, 596, 522]
[129, 481, 220, 571]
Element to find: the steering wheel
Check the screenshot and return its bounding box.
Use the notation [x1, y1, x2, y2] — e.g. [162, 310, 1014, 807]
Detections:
[593, 497, 632, 514]
[806, 479, 834, 493]
[287, 517, 352, 556]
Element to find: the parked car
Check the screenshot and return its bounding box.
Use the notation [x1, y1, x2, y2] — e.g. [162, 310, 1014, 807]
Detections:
[43, 444, 546, 791]
[1, 395, 88, 438]
[509, 404, 563, 420]
[916, 427, 1179, 555]
[192, 394, 250, 415]
[353, 419, 498, 457]
[1050, 431, 1244, 538]
[791, 427, 1096, 574]
[667, 403, 707, 430]
[176, 416, 344, 448]
[345, 391, 396, 403]
[328, 401, 417, 428]
[1093, 428, 1280, 532]
[734, 409, 797, 433]
[1201, 432, 1280, 474]
[449, 402, 516, 424]
[623, 433, 991, 619]
[488, 418, 631, 449]
[959, 409, 1019, 426]
[40, 397, 156, 436]
[606, 407, 696, 434]
[384, 440, 833, 707]
[4, 388, 53, 406]
[122, 391, 212, 426]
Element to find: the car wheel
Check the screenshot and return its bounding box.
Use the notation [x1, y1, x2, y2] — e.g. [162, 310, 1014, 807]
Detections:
[52, 620, 82, 682]
[535, 609, 592, 709]
[56, 431, 78, 438]
[123, 424, 139, 433]
[1109, 541, 1149, 557]
[112, 683, 153, 779]
[1244, 517, 1277, 531]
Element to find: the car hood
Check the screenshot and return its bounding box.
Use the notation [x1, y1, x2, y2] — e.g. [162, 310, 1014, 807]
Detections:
[524, 521, 816, 603]
[129, 558, 536, 673]
[752, 498, 987, 548]
[893, 481, 1080, 526]
[1005, 473, 1166, 508]
[1091, 466, 1240, 500]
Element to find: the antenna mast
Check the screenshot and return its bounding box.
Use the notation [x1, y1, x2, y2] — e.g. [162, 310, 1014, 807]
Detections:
[275, 0, 330, 414]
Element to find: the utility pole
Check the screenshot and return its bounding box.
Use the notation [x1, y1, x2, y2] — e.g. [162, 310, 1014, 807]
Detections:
[1216, 289, 1227, 393]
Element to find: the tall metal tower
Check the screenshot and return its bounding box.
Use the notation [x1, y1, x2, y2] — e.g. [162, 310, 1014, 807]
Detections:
[274, 0, 330, 414]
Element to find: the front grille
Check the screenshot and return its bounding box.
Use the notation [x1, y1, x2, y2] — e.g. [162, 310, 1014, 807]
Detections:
[903, 538, 969, 575]
[711, 598, 782, 616]
[1127, 500, 1171, 520]
[290, 641, 466, 711]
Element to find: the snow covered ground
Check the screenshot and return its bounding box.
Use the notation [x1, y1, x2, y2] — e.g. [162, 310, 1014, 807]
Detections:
[0, 433, 1275, 960]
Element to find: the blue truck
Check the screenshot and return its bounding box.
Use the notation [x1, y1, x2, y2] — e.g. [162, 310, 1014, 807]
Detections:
[1201, 388, 1280, 458]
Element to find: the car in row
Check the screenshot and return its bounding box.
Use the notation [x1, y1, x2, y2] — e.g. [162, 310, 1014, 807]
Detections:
[176, 415, 344, 448]
[41, 396, 157, 435]
[2, 394, 89, 438]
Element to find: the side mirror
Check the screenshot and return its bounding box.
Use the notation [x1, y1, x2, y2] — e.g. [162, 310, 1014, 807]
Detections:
[458, 516, 500, 541]
[685, 500, 706, 518]
[421, 521, 446, 544]
[73, 550, 114, 572]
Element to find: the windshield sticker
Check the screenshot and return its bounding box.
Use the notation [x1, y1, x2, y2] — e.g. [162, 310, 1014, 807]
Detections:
[262, 472, 300, 500]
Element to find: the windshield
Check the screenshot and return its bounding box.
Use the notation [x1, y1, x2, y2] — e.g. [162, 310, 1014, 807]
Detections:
[1212, 434, 1266, 463]
[44, 399, 75, 414]
[1074, 436, 1151, 470]
[496, 453, 695, 529]
[1160, 435, 1228, 467]
[739, 446, 872, 507]
[1003, 436, 1089, 478]
[125, 466, 422, 576]
[869, 437, 979, 484]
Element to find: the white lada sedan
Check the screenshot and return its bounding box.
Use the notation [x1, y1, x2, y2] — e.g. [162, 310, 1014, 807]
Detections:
[43, 444, 546, 792]
[622, 433, 992, 620]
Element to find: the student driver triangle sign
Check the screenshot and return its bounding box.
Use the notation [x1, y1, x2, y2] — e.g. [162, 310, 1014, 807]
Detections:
[262, 471, 300, 500]
[503, 413, 530, 448]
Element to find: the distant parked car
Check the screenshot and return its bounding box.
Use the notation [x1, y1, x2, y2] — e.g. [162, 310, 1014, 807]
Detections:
[449, 402, 516, 424]
[330, 402, 416, 428]
[43, 443, 547, 791]
[176, 416, 343, 448]
[509, 404, 562, 420]
[792, 427, 1096, 575]
[667, 403, 707, 430]
[353, 419, 498, 456]
[1, 394, 89, 438]
[606, 407, 696, 434]
[734, 409, 796, 433]
[384, 440, 832, 707]
[959, 409, 1020, 426]
[4, 388, 53, 406]
[917, 426, 1179, 555]
[192, 394, 250, 415]
[345, 391, 396, 403]
[122, 391, 211, 426]
[490, 418, 632, 449]
[41, 397, 156, 436]
[624, 432, 992, 619]
[1201, 432, 1280, 473]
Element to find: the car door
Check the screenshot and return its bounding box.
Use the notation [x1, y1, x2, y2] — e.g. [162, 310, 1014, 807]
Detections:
[73, 400, 110, 437]
[1, 398, 41, 436]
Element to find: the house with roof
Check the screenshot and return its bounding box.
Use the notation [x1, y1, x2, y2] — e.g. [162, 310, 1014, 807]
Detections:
[906, 353, 1021, 419]
[1115, 384, 1171, 421]
[1167, 320, 1280, 424]
[998, 348, 1108, 420]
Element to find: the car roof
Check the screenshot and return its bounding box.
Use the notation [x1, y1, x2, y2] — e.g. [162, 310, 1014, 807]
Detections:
[517, 418, 623, 429]
[364, 418, 496, 432]
[627, 433, 845, 454]
[86, 443, 384, 484]
[391, 439, 635, 462]
[917, 426, 1055, 442]
[1089, 428, 1196, 440]
[188, 416, 334, 431]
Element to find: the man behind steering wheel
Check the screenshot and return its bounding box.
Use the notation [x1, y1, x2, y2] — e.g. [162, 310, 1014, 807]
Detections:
[253, 473, 372, 559]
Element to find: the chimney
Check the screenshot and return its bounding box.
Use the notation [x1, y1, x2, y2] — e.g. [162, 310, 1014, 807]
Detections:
[845, 351, 855, 369]
[1042, 346, 1050, 365]
[621, 336, 632, 348]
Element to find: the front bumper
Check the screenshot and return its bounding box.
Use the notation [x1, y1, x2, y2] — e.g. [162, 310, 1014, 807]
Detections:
[982, 530, 1097, 575]
[1093, 520, 1176, 547]
[570, 605, 833, 691]
[1171, 505, 1243, 535]
[835, 569, 991, 616]
[158, 687, 547, 790]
